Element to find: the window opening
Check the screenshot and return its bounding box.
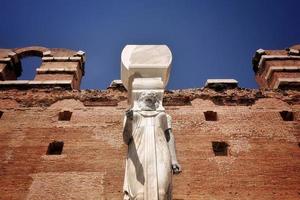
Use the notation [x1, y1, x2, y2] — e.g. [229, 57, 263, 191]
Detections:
[280, 111, 294, 121]
[58, 111, 72, 121]
[47, 141, 64, 155]
[212, 141, 228, 156]
[204, 111, 218, 121]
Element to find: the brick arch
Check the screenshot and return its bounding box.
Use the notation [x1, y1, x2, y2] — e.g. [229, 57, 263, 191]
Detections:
[14, 46, 49, 59]
[11, 46, 49, 78]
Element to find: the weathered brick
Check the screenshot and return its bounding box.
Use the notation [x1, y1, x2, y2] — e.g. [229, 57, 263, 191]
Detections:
[0, 88, 299, 200]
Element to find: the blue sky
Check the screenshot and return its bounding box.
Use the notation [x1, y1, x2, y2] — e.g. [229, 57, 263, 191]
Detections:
[1, 0, 299, 89]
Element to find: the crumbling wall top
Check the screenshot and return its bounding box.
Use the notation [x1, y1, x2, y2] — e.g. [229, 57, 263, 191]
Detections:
[0, 46, 85, 90]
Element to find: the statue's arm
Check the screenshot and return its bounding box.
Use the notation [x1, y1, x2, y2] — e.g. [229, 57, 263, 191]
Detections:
[165, 115, 182, 174]
[123, 110, 133, 145]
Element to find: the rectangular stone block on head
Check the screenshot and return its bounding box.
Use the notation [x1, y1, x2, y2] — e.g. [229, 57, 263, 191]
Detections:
[121, 45, 172, 105]
[121, 45, 172, 91]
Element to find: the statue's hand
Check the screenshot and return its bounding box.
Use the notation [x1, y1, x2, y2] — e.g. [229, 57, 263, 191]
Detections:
[125, 109, 133, 120]
[172, 163, 182, 174]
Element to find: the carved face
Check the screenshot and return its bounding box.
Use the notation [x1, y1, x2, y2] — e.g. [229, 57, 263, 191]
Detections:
[138, 92, 159, 111]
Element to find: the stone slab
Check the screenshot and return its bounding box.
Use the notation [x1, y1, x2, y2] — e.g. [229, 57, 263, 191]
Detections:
[205, 79, 238, 90]
[121, 45, 172, 91]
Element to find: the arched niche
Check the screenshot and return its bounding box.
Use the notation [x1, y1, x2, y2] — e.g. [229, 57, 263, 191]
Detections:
[14, 46, 50, 79]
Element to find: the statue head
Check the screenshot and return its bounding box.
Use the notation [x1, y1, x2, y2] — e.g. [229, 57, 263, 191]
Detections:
[138, 91, 160, 111]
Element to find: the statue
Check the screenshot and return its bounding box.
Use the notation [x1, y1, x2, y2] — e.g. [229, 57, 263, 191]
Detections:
[123, 91, 181, 200]
[120, 45, 180, 200]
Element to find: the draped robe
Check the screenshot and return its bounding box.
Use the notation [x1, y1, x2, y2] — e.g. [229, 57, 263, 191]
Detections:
[123, 111, 172, 200]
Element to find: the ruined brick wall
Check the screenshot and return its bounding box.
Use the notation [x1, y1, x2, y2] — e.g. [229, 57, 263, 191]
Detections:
[0, 87, 299, 200]
[253, 44, 300, 90]
[0, 46, 85, 90]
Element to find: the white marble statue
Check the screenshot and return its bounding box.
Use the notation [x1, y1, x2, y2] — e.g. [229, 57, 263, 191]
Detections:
[120, 45, 180, 200]
[123, 91, 181, 200]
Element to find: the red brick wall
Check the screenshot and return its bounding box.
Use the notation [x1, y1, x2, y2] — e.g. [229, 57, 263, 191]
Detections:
[0, 88, 299, 200]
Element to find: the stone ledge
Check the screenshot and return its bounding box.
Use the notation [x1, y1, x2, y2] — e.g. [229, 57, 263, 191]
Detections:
[107, 80, 126, 91]
[0, 80, 73, 90]
[42, 56, 83, 62]
[109, 80, 123, 87]
[37, 68, 78, 73]
[288, 48, 300, 55]
[274, 77, 300, 90]
[41, 56, 85, 76]
[36, 68, 79, 80]
[265, 66, 300, 80]
[257, 55, 300, 71]
[205, 79, 238, 91]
